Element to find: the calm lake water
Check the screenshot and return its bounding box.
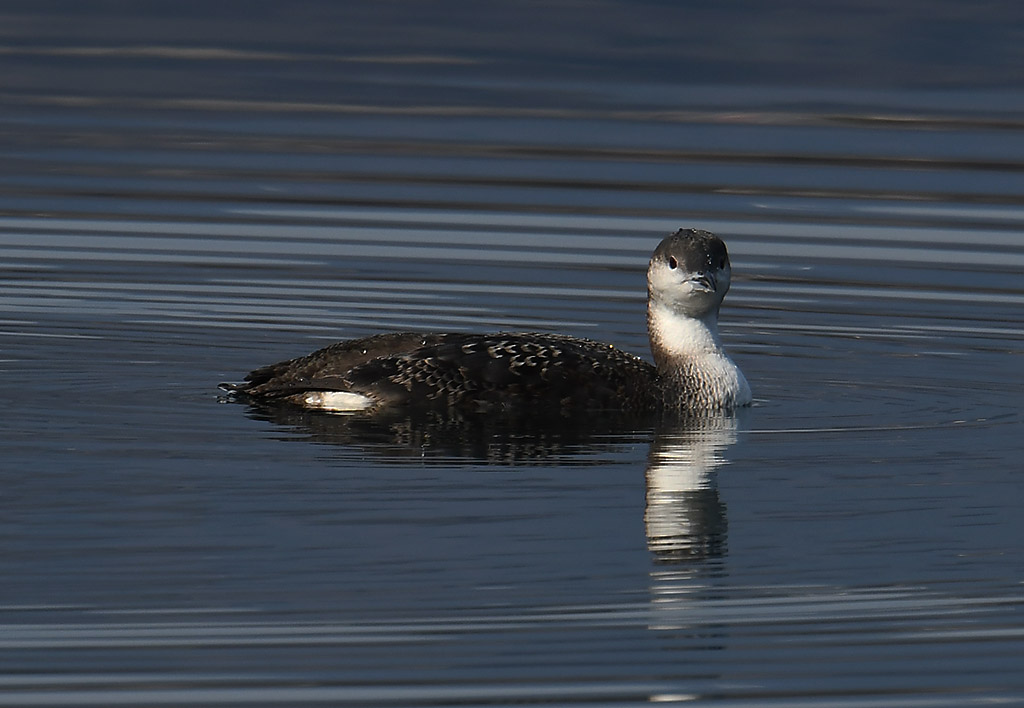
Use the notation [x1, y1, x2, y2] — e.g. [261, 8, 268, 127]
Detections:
[2, 3, 1024, 706]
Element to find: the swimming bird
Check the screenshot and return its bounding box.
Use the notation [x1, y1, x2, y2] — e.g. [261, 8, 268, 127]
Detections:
[220, 228, 751, 414]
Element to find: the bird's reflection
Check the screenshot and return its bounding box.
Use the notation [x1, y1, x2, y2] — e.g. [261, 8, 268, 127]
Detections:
[645, 412, 739, 564]
[240, 402, 657, 464]
[641, 412, 743, 645]
[237, 400, 742, 564]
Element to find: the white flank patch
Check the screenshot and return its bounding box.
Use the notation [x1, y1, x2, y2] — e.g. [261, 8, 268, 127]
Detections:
[302, 391, 375, 412]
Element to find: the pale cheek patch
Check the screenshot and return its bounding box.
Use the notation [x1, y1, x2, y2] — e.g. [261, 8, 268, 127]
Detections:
[648, 263, 680, 295]
[302, 391, 375, 412]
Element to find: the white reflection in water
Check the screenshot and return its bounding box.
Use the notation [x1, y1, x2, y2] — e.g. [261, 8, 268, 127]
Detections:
[645, 413, 739, 564]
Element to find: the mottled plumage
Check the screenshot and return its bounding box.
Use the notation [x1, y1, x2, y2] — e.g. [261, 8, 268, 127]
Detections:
[225, 332, 660, 413]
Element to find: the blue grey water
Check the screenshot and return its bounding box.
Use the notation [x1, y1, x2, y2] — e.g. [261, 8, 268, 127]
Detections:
[1, 3, 1024, 705]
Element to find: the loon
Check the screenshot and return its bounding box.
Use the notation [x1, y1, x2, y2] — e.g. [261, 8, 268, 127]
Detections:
[220, 228, 751, 414]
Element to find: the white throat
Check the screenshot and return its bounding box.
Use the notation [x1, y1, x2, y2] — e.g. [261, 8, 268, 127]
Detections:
[647, 302, 751, 408]
[648, 302, 722, 363]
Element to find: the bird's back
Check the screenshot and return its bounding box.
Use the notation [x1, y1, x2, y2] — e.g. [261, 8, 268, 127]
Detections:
[222, 332, 660, 413]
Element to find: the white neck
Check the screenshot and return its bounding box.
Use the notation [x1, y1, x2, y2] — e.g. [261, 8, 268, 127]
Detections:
[648, 302, 722, 369]
[647, 301, 751, 408]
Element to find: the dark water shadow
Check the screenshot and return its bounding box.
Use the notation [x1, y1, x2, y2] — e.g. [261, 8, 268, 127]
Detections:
[240, 399, 655, 462]
[237, 399, 744, 566]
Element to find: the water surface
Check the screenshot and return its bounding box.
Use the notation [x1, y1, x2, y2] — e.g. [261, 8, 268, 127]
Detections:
[2, 4, 1024, 706]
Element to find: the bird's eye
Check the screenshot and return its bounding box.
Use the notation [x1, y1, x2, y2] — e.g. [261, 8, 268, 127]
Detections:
[667, 256, 678, 270]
